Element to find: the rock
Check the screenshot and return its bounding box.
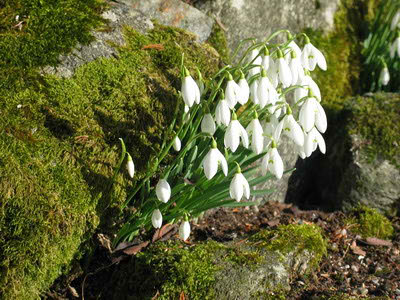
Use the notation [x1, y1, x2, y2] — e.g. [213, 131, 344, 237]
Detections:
[195, 0, 339, 59]
[44, 0, 214, 77]
[286, 93, 400, 214]
[104, 224, 326, 299]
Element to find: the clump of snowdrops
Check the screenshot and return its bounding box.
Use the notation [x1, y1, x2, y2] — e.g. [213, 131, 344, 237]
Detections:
[114, 29, 327, 245]
[362, 0, 400, 91]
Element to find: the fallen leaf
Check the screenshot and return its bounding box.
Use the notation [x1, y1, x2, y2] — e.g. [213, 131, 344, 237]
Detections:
[151, 290, 160, 300]
[114, 241, 136, 252]
[365, 237, 392, 247]
[320, 273, 330, 279]
[266, 219, 280, 227]
[142, 44, 164, 50]
[68, 285, 79, 298]
[97, 233, 112, 253]
[123, 241, 150, 255]
[180, 291, 186, 300]
[350, 240, 366, 256]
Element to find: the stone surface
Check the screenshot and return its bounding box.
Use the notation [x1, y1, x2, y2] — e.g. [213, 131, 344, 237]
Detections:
[44, 0, 214, 77]
[195, 0, 340, 60]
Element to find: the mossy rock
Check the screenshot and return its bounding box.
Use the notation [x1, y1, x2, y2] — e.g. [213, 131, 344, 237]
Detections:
[346, 206, 394, 239]
[104, 224, 326, 299]
[0, 7, 225, 299]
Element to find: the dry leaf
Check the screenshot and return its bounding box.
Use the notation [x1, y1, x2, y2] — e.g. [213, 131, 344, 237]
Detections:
[142, 44, 164, 50]
[365, 237, 392, 247]
[97, 233, 112, 253]
[123, 241, 150, 255]
[151, 290, 160, 300]
[266, 219, 280, 227]
[179, 291, 186, 300]
[350, 240, 366, 256]
[68, 285, 79, 298]
[320, 273, 330, 279]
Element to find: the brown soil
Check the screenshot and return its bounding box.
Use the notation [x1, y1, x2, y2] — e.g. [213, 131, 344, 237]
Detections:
[46, 201, 400, 299]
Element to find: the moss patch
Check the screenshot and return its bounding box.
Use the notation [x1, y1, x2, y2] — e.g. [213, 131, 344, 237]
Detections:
[206, 22, 231, 64]
[0, 22, 223, 300]
[304, 0, 380, 110]
[344, 93, 400, 168]
[346, 206, 394, 239]
[106, 224, 326, 299]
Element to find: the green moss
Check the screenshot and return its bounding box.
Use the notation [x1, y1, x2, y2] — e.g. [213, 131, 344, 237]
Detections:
[206, 22, 231, 64]
[0, 23, 222, 299]
[250, 224, 327, 270]
[346, 206, 394, 239]
[304, 0, 380, 110]
[344, 93, 400, 168]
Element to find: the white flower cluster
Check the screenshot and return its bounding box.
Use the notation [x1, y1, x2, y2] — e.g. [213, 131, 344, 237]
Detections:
[126, 33, 328, 242]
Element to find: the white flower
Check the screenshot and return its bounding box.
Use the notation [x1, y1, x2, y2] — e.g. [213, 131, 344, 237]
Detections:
[261, 146, 284, 179]
[156, 179, 171, 203]
[287, 40, 302, 59]
[379, 67, 390, 86]
[215, 99, 231, 126]
[299, 96, 326, 133]
[179, 220, 191, 241]
[278, 53, 292, 88]
[173, 136, 181, 151]
[238, 77, 250, 105]
[248, 49, 262, 77]
[224, 117, 249, 152]
[203, 143, 228, 180]
[246, 117, 264, 154]
[289, 51, 305, 85]
[295, 75, 321, 103]
[126, 153, 135, 178]
[181, 68, 200, 107]
[267, 59, 279, 88]
[390, 36, 400, 58]
[281, 114, 304, 146]
[257, 69, 278, 109]
[301, 37, 327, 71]
[225, 75, 242, 109]
[250, 80, 259, 105]
[151, 209, 162, 229]
[201, 113, 216, 135]
[262, 115, 283, 147]
[391, 10, 400, 31]
[304, 127, 326, 157]
[261, 49, 272, 71]
[230, 172, 250, 202]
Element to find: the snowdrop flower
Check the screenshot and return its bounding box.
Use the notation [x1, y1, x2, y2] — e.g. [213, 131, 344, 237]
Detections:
[263, 115, 283, 148]
[237, 72, 250, 105]
[156, 179, 171, 203]
[268, 58, 279, 88]
[225, 73, 242, 108]
[248, 49, 262, 77]
[257, 68, 278, 109]
[173, 136, 181, 151]
[151, 209, 162, 229]
[126, 153, 135, 178]
[379, 66, 390, 86]
[304, 127, 326, 157]
[299, 92, 327, 133]
[203, 139, 228, 180]
[277, 49, 292, 88]
[181, 67, 200, 107]
[250, 80, 260, 105]
[224, 112, 249, 152]
[289, 50, 305, 85]
[215, 98, 231, 126]
[301, 35, 327, 71]
[195, 68, 205, 96]
[229, 164, 250, 202]
[179, 220, 191, 241]
[183, 105, 190, 123]
[390, 33, 400, 58]
[246, 112, 264, 154]
[286, 36, 302, 59]
[391, 10, 400, 31]
[201, 113, 216, 135]
[281, 110, 305, 146]
[261, 47, 272, 71]
[261, 141, 284, 179]
[294, 73, 321, 103]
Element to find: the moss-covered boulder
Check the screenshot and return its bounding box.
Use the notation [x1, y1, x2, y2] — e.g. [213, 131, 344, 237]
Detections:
[286, 93, 400, 214]
[103, 224, 326, 299]
[0, 1, 226, 298]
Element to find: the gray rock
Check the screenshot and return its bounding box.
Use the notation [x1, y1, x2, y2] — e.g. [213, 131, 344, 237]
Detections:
[195, 0, 339, 60]
[43, 0, 214, 77]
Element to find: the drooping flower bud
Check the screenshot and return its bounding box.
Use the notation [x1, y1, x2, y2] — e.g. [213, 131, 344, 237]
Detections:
[126, 153, 135, 178]
[173, 136, 181, 152]
[156, 179, 171, 203]
[179, 220, 191, 241]
[151, 209, 162, 229]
